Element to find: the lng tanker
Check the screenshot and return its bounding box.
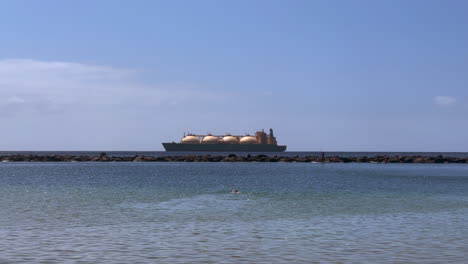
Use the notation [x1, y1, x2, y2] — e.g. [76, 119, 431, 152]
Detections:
[163, 128, 287, 152]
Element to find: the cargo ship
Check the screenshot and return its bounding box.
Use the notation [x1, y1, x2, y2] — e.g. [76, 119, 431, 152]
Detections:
[163, 128, 287, 152]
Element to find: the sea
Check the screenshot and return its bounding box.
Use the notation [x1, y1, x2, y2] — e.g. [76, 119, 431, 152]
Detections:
[1, 152, 468, 263]
[1, 150, 468, 158]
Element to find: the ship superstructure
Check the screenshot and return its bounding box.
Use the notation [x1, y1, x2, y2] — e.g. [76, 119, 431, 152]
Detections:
[162, 128, 287, 152]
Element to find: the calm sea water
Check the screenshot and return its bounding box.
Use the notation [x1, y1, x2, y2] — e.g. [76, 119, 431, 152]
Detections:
[1, 150, 467, 158]
[1, 162, 468, 263]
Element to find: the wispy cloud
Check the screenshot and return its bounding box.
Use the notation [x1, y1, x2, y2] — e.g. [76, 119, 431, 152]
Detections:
[7, 96, 25, 104]
[433, 96, 456, 106]
[0, 59, 221, 115]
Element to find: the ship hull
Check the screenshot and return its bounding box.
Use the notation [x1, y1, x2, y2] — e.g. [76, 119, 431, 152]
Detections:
[162, 143, 287, 152]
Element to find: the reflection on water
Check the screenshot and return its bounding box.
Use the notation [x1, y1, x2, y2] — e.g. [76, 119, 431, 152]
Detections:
[1, 162, 467, 263]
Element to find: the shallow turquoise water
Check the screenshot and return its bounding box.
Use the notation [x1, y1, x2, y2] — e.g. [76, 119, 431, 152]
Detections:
[1, 163, 467, 263]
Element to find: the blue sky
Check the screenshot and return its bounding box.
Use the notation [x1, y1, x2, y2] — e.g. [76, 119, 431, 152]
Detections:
[0, 0, 467, 151]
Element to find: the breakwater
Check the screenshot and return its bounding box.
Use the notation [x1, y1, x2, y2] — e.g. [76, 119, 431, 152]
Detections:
[1, 153, 467, 163]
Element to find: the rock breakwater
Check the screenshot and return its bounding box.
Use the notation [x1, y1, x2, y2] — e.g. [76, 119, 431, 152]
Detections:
[1, 153, 467, 163]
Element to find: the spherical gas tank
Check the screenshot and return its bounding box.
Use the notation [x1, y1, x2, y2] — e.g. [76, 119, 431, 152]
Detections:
[222, 136, 239, 144]
[240, 136, 257, 144]
[202, 136, 219, 144]
[181, 136, 200, 144]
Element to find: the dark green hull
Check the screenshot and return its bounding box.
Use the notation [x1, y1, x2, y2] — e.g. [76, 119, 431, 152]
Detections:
[162, 143, 287, 152]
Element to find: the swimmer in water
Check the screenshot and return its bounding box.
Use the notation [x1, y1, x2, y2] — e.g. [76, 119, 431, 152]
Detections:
[231, 189, 240, 194]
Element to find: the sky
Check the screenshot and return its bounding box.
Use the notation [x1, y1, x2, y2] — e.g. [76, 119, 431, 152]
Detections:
[0, 0, 467, 151]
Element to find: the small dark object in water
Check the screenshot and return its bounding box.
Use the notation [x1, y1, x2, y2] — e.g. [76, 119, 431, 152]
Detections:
[231, 189, 240, 194]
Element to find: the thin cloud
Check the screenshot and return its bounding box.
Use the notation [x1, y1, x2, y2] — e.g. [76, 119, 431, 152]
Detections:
[0, 59, 221, 115]
[7, 96, 25, 104]
[433, 96, 456, 106]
